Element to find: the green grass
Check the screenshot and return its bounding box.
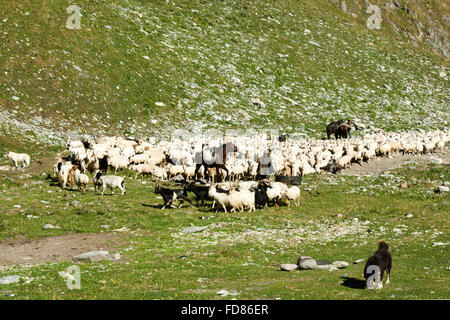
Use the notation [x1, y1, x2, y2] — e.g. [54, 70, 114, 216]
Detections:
[0, 162, 448, 299]
[0, 0, 449, 157]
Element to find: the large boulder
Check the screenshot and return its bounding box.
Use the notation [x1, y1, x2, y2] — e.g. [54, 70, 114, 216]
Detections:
[297, 256, 317, 270]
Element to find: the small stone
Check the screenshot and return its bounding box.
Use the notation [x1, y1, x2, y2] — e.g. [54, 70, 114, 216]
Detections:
[353, 259, 365, 264]
[405, 214, 413, 218]
[438, 186, 449, 193]
[43, 224, 60, 230]
[73, 251, 113, 262]
[70, 200, 81, 207]
[181, 226, 208, 234]
[216, 290, 229, 297]
[280, 264, 298, 271]
[0, 275, 20, 284]
[297, 256, 317, 270]
[332, 261, 349, 269]
[400, 182, 408, 188]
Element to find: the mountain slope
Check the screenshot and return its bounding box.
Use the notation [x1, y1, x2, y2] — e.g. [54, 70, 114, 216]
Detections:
[0, 0, 448, 157]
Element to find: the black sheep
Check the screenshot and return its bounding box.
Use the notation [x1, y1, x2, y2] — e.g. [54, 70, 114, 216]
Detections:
[186, 183, 211, 207]
[154, 184, 192, 210]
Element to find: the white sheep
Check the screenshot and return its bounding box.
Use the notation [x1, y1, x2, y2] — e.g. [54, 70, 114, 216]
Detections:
[229, 188, 256, 212]
[5, 151, 30, 169]
[107, 155, 129, 174]
[152, 166, 168, 180]
[286, 186, 300, 207]
[99, 174, 126, 195]
[129, 163, 155, 179]
[74, 169, 89, 193]
[209, 185, 231, 212]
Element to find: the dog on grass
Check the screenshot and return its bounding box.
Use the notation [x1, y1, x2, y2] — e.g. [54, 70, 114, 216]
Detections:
[363, 241, 392, 289]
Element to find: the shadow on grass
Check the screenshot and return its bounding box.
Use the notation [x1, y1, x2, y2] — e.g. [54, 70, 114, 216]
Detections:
[340, 276, 366, 289]
[142, 203, 164, 209]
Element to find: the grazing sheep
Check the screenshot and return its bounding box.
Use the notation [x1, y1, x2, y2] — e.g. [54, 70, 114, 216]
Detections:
[152, 166, 168, 180]
[93, 170, 103, 191]
[99, 174, 126, 196]
[182, 165, 197, 181]
[58, 163, 74, 189]
[74, 167, 89, 193]
[5, 151, 30, 169]
[167, 163, 184, 180]
[129, 163, 155, 179]
[260, 180, 283, 207]
[377, 143, 391, 157]
[228, 187, 256, 212]
[186, 182, 211, 207]
[286, 186, 300, 207]
[107, 155, 129, 174]
[130, 154, 149, 164]
[209, 185, 232, 212]
[154, 184, 191, 210]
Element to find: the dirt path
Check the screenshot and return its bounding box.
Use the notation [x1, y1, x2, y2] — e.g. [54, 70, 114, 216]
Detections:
[0, 233, 125, 268]
[341, 148, 450, 176]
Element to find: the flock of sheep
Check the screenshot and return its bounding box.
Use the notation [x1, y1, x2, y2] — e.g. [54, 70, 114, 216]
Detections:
[4, 128, 449, 210]
[43, 128, 450, 210]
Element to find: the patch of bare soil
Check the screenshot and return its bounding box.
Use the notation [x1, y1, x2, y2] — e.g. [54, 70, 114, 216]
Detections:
[341, 149, 450, 176]
[25, 156, 55, 174]
[0, 233, 125, 267]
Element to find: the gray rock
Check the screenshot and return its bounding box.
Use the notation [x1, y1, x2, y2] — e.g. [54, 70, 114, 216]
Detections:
[280, 264, 298, 271]
[0, 275, 20, 284]
[182, 226, 208, 234]
[297, 256, 317, 270]
[438, 186, 449, 193]
[353, 259, 365, 264]
[43, 224, 61, 230]
[332, 261, 349, 269]
[73, 250, 114, 262]
[405, 213, 413, 218]
[70, 200, 81, 207]
[316, 264, 338, 271]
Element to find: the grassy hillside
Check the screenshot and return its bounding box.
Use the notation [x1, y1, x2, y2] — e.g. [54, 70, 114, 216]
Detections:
[0, 160, 448, 299]
[0, 0, 449, 157]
